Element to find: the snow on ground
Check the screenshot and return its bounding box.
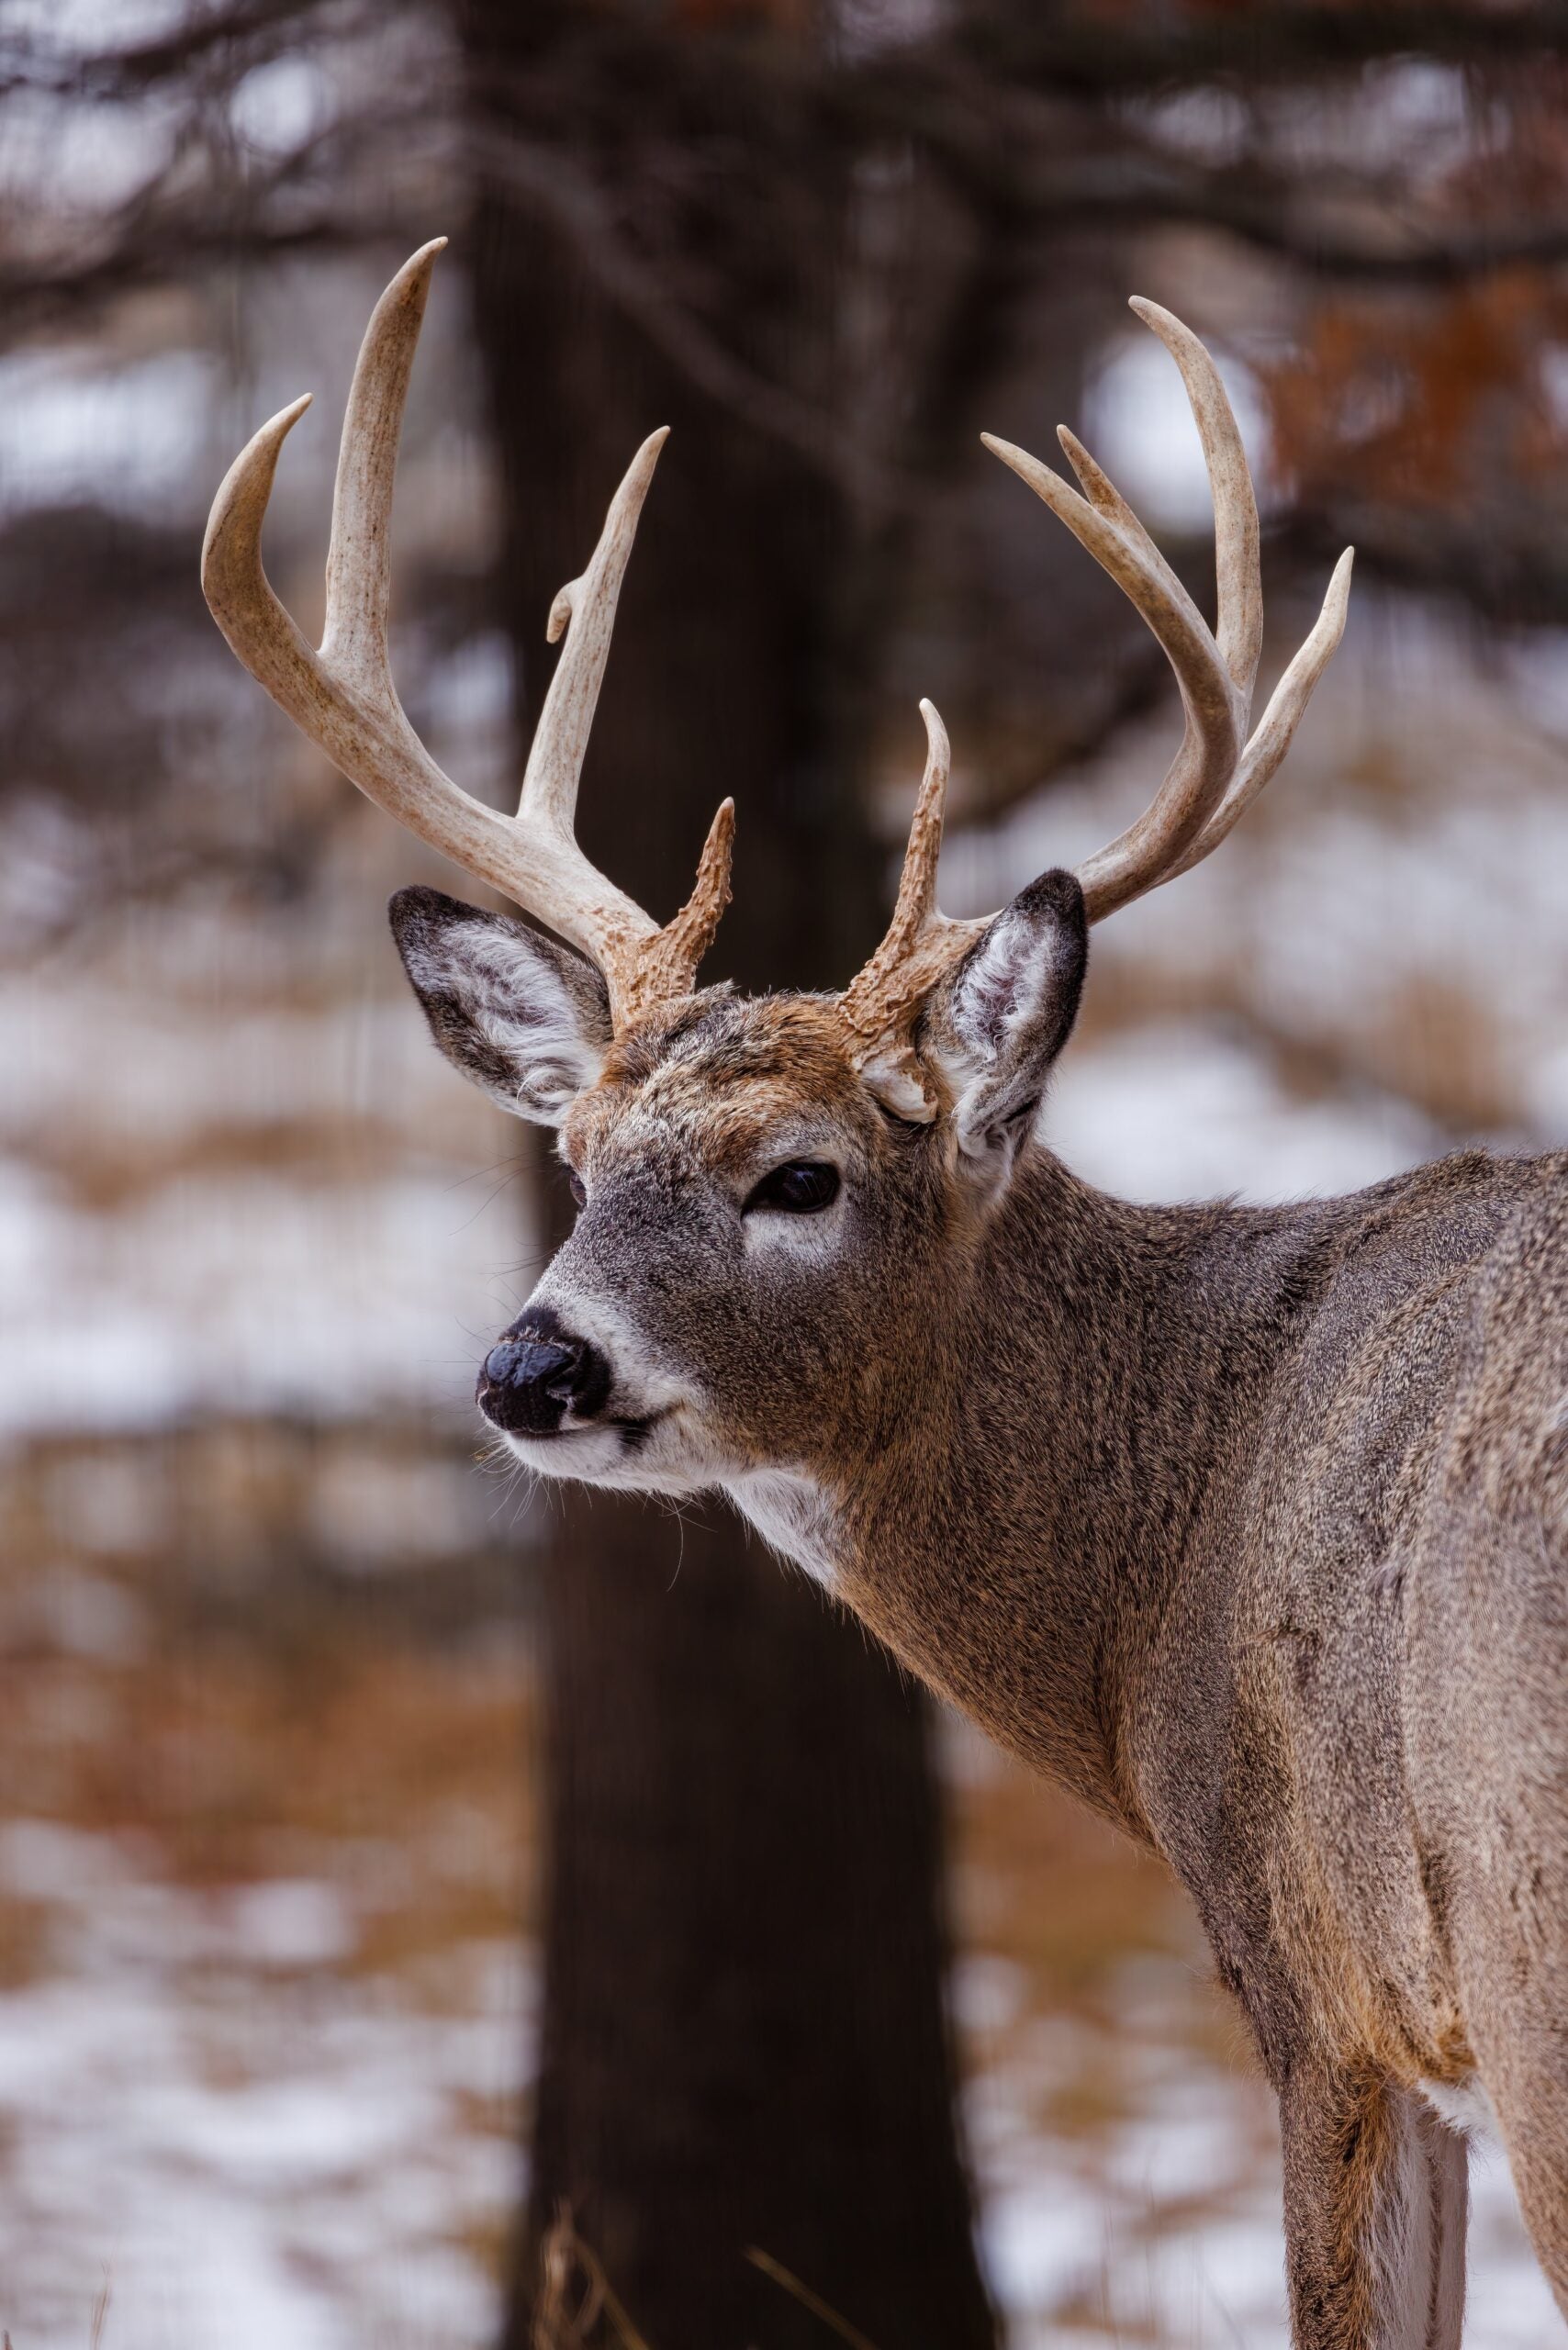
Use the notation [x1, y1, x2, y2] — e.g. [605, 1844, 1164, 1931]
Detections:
[0, 1567, 538, 2350]
[0, 1820, 528, 2350]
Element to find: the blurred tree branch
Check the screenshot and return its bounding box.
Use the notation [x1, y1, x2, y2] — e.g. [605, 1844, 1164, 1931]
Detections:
[0, 0, 330, 96]
[867, 3, 1568, 93]
[12, 0, 1568, 873]
[14, 2, 1568, 342]
[17, 1, 1568, 99]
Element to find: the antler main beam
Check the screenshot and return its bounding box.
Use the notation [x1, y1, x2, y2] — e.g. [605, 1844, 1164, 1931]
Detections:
[202, 241, 732, 1031]
[987, 297, 1350, 923]
[839, 297, 1353, 1101]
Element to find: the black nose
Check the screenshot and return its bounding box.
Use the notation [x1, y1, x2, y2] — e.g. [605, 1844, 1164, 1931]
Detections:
[476, 1308, 611, 1437]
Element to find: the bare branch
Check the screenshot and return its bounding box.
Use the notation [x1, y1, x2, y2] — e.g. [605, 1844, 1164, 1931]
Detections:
[473, 131, 911, 517]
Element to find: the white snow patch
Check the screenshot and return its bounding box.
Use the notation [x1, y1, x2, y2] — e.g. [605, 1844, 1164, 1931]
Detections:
[0, 1853, 530, 2350]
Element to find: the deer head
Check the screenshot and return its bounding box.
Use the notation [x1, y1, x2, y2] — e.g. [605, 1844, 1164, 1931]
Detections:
[203, 242, 1351, 1513]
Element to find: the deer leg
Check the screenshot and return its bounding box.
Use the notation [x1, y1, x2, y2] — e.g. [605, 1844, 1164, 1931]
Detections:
[1278, 2062, 1468, 2350]
[1408, 1431, 1568, 2316]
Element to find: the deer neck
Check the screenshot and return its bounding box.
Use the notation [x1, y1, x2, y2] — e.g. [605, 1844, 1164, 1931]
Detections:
[822, 1147, 1324, 1832]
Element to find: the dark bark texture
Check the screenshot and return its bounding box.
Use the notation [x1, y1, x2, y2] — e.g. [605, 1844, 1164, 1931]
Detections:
[460, 6, 996, 2346]
[523, 1513, 991, 2350]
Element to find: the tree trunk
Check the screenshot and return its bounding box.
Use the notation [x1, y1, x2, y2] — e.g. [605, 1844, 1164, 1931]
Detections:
[524, 1516, 992, 2350]
[459, 9, 997, 2349]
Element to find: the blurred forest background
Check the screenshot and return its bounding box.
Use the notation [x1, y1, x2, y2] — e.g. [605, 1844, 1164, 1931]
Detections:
[6, 2, 1568, 2346]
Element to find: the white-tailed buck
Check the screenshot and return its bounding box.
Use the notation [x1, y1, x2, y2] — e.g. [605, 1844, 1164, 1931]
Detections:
[205, 243, 1568, 2346]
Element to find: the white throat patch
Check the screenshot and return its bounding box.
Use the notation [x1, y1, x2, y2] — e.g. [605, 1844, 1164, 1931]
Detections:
[724, 1470, 843, 1589]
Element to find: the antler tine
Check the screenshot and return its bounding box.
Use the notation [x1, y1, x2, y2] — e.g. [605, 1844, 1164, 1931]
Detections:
[837, 703, 972, 1119]
[518, 423, 738, 1013]
[321, 239, 446, 669]
[1159, 546, 1354, 886]
[204, 242, 733, 1029]
[522, 429, 667, 838]
[840, 700, 959, 1049]
[1128, 297, 1262, 704]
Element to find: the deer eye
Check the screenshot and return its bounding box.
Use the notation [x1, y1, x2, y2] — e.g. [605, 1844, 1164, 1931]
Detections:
[566, 1167, 587, 1210]
[745, 1160, 840, 1215]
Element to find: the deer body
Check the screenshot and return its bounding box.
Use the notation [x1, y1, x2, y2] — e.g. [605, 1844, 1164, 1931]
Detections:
[767, 1120, 1568, 2342]
[202, 247, 1568, 2344]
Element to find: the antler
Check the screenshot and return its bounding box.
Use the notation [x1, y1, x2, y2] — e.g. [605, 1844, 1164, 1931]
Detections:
[202, 241, 733, 1033]
[838, 297, 1353, 1103]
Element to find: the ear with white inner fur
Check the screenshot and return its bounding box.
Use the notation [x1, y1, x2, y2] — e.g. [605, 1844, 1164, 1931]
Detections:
[924, 869, 1088, 1159]
[389, 885, 610, 1124]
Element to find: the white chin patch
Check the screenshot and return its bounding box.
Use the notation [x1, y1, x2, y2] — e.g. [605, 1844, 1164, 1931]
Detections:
[500, 1426, 636, 1483]
[498, 1415, 712, 1496]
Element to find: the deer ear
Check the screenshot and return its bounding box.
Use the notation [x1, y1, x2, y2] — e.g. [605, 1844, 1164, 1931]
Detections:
[925, 869, 1087, 1159]
[389, 886, 610, 1125]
